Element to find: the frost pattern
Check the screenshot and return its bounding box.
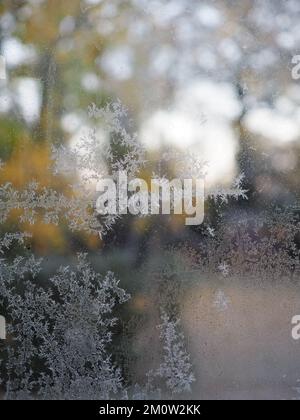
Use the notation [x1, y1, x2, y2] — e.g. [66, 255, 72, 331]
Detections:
[0, 253, 127, 400]
[0, 101, 253, 400]
[0, 236, 194, 399]
[213, 290, 230, 312]
[0, 101, 247, 238]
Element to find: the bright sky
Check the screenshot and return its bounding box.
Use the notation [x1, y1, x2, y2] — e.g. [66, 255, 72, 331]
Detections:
[141, 80, 241, 186]
[1, 38, 300, 186]
[140, 79, 300, 186]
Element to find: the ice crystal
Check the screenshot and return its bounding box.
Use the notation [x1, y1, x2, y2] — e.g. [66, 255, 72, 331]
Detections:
[213, 290, 230, 312]
[153, 312, 195, 396]
[0, 253, 130, 400]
